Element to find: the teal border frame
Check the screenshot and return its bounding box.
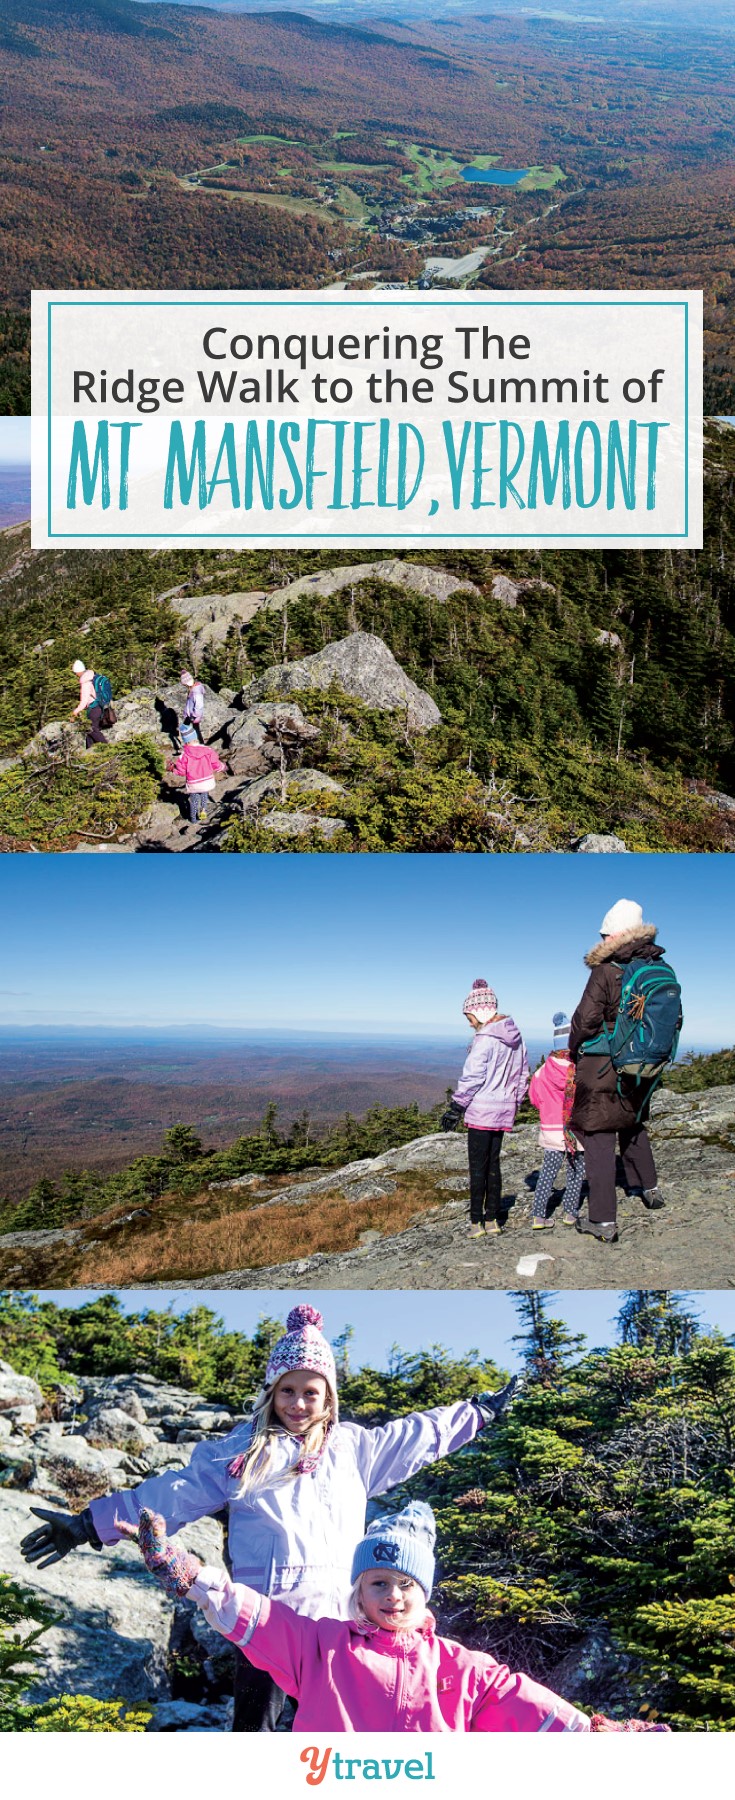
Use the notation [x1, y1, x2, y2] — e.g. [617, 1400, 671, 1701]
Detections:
[45, 298, 692, 541]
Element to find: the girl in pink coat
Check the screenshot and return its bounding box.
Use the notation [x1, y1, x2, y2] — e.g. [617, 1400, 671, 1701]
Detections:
[124, 1501, 667, 1734]
[123, 1503, 577, 1733]
[527, 1013, 586, 1231]
[529, 1022, 587, 1231]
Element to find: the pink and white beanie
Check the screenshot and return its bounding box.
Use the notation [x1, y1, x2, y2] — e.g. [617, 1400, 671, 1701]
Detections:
[265, 1304, 338, 1414]
[463, 978, 498, 1023]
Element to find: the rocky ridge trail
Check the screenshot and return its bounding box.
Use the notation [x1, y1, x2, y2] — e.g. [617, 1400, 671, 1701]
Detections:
[0, 1364, 246, 1729]
[2, 1087, 731, 1293]
[155, 1085, 735, 1293]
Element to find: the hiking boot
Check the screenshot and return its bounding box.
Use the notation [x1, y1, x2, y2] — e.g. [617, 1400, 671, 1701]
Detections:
[467, 1222, 486, 1239]
[485, 1220, 503, 1236]
[575, 1217, 618, 1244]
[532, 1217, 555, 1231]
[641, 1187, 665, 1210]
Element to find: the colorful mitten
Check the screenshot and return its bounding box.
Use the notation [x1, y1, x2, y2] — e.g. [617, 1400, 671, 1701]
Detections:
[114, 1507, 201, 1600]
[590, 1714, 671, 1732]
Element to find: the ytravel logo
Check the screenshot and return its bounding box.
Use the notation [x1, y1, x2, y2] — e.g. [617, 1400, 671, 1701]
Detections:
[300, 1747, 437, 1786]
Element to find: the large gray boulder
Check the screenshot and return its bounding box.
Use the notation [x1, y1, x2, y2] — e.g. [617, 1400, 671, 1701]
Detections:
[573, 833, 629, 853]
[169, 590, 268, 655]
[0, 1487, 223, 1709]
[260, 810, 347, 840]
[107, 683, 236, 750]
[262, 559, 481, 609]
[228, 700, 319, 754]
[240, 768, 345, 811]
[0, 1362, 44, 1417]
[239, 632, 441, 731]
[82, 1407, 158, 1456]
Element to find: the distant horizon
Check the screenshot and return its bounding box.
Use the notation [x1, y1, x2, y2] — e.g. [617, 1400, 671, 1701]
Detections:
[2, 856, 733, 1048]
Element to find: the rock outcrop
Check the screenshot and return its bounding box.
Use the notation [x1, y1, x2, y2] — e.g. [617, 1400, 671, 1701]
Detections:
[261, 560, 481, 609]
[238, 631, 441, 730]
[0, 1367, 244, 1729]
[154, 1084, 735, 1295]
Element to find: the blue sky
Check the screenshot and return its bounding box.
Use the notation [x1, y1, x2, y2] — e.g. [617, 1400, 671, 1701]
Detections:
[0, 418, 29, 465]
[39, 1288, 735, 1369]
[1, 854, 732, 1045]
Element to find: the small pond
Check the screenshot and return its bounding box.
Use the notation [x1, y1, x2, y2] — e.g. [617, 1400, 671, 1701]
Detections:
[461, 167, 529, 186]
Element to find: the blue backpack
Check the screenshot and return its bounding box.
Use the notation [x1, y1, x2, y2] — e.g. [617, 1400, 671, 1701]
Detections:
[580, 956, 683, 1116]
[93, 673, 113, 709]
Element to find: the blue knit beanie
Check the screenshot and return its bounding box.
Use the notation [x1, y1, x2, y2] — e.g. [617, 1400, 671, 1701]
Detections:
[552, 1011, 570, 1048]
[351, 1501, 436, 1598]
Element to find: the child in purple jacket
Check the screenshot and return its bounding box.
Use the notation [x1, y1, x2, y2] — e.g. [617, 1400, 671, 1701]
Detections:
[442, 978, 529, 1239]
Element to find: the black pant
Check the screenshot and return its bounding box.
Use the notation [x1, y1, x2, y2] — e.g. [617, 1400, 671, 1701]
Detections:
[232, 1658, 287, 1733]
[467, 1128, 504, 1223]
[581, 1126, 657, 1224]
[85, 704, 107, 747]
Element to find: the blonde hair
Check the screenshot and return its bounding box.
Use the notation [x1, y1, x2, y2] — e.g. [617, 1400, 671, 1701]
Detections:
[235, 1378, 334, 1497]
[347, 1573, 427, 1627]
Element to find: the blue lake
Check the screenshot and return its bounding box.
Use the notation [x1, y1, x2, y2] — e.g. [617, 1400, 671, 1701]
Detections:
[461, 167, 529, 186]
[0, 464, 30, 529]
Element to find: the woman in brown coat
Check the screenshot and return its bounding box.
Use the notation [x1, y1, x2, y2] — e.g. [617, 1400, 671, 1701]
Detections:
[569, 898, 667, 1242]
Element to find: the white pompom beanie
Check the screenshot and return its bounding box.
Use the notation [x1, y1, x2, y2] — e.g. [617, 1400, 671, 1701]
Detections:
[600, 899, 644, 937]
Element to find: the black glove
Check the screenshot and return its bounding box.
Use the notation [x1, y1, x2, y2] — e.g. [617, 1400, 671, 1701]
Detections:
[474, 1374, 524, 1425]
[440, 1100, 465, 1133]
[21, 1505, 102, 1569]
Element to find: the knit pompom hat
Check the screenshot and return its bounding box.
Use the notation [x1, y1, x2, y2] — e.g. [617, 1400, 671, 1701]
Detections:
[265, 1304, 338, 1414]
[463, 978, 498, 1023]
[600, 899, 644, 937]
[180, 671, 195, 686]
[351, 1501, 437, 1599]
[552, 1011, 571, 1048]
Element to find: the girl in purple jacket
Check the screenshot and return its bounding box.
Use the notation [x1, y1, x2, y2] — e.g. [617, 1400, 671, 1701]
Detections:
[21, 1303, 520, 1733]
[442, 979, 529, 1239]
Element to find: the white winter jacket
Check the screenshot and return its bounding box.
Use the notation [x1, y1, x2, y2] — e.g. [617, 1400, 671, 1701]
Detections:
[90, 1403, 483, 1619]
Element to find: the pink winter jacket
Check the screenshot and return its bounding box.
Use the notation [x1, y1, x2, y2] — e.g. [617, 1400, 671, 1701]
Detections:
[73, 670, 97, 715]
[188, 1569, 590, 1733]
[171, 744, 226, 793]
[528, 1053, 580, 1151]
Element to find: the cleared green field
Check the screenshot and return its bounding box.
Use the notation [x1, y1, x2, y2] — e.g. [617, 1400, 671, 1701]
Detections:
[517, 165, 567, 190]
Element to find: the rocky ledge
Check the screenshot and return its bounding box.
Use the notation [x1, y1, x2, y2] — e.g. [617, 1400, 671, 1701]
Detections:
[0, 1363, 246, 1729]
[158, 1084, 735, 1293]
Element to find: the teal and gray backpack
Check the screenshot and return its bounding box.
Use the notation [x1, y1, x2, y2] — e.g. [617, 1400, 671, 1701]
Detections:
[580, 956, 683, 1118]
[93, 673, 113, 709]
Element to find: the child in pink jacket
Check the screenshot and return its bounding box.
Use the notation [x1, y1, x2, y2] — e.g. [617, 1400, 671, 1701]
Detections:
[167, 724, 227, 823]
[124, 1501, 667, 1734]
[528, 1013, 586, 1231]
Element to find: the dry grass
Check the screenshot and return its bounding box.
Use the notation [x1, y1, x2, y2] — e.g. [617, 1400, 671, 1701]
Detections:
[63, 1172, 445, 1286]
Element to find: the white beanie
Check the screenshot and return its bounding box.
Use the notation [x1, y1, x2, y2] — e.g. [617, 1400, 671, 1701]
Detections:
[72, 659, 86, 674]
[600, 899, 644, 937]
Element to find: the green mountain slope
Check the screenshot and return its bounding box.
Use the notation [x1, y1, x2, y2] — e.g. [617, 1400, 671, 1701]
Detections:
[1, 424, 734, 851]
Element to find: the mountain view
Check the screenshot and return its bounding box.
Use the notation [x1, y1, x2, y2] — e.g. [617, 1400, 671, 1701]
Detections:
[1, 0, 733, 409]
[2, 423, 734, 853]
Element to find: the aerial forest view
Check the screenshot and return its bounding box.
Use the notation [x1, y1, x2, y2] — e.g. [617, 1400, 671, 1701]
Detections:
[0, 0, 733, 409]
[1, 1289, 735, 1732]
[1, 422, 734, 853]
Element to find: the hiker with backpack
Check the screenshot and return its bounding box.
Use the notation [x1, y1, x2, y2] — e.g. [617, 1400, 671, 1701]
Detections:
[180, 670, 206, 744]
[71, 660, 115, 748]
[568, 899, 682, 1243]
[167, 722, 228, 825]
